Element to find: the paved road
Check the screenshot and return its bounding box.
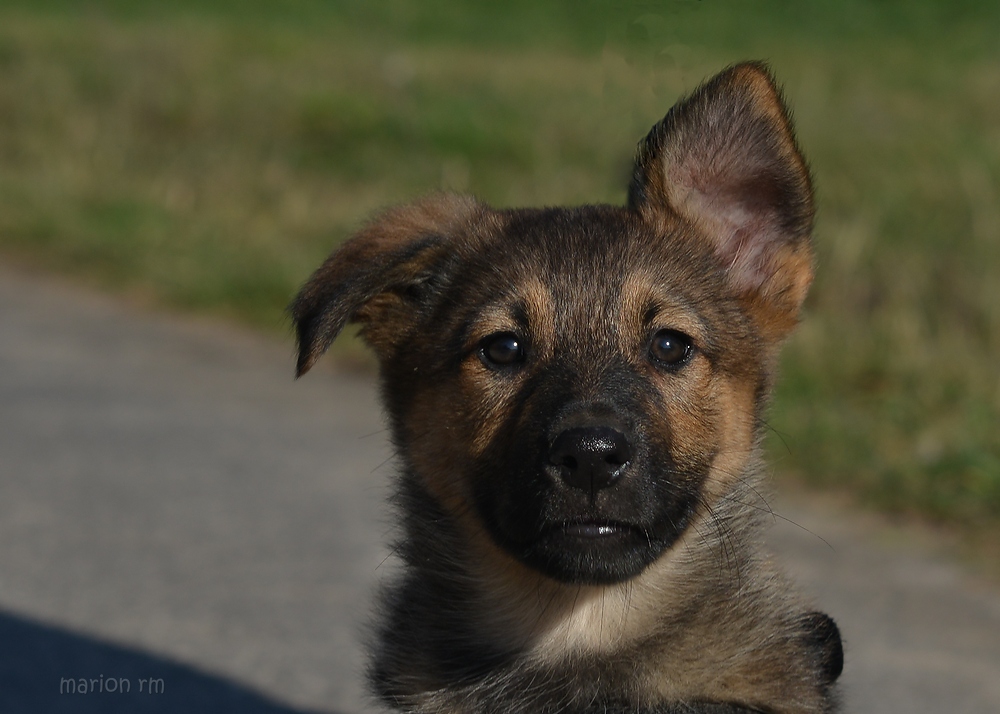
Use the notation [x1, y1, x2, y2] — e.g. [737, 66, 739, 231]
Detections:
[1, 266, 999, 713]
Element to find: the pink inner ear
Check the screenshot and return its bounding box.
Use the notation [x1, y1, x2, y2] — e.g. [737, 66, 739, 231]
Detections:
[720, 219, 784, 294]
[670, 163, 788, 294]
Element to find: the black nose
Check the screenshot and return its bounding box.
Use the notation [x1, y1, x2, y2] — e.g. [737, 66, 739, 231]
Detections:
[548, 427, 633, 493]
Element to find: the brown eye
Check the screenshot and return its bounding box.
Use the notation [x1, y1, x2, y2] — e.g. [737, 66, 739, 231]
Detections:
[480, 332, 524, 367]
[649, 329, 693, 368]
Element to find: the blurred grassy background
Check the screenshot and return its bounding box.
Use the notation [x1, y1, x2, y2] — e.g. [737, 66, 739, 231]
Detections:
[1, 1, 997, 541]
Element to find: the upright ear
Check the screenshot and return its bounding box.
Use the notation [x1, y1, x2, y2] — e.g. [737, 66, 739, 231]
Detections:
[628, 62, 814, 337]
[291, 194, 482, 376]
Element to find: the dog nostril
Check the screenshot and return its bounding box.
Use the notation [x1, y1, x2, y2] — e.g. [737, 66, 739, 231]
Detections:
[548, 427, 632, 493]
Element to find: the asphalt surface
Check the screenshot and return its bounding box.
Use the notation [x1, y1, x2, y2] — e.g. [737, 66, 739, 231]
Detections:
[1, 265, 999, 713]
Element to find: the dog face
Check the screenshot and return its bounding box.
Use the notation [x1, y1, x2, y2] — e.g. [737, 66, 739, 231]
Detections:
[376, 207, 772, 585]
[293, 62, 813, 587]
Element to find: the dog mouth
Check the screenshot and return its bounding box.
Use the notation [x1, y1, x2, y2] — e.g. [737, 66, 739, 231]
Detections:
[547, 520, 637, 540]
[513, 518, 660, 584]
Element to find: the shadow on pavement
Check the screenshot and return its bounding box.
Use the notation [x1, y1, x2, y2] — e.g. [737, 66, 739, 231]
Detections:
[0, 610, 334, 714]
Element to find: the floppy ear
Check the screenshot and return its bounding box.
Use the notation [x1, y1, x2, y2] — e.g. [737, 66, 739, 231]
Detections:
[628, 62, 814, 336]
[291, 194, 481, 376]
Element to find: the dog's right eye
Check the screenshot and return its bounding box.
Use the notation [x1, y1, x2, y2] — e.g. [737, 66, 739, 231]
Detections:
[479, 332, 524, 368]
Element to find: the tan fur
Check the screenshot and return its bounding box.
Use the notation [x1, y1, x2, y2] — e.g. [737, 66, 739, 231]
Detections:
[464, 277, 557, 458]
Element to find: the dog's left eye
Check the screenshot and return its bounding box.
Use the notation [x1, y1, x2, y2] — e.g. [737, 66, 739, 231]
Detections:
[649, 329, 693, 368]
[480, 332, 524, 367]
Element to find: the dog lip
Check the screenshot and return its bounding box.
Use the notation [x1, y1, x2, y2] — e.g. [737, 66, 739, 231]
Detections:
[552, 521, 633, 539]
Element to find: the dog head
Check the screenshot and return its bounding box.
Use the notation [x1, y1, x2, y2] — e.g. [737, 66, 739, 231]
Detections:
[292, 62, 813, 586]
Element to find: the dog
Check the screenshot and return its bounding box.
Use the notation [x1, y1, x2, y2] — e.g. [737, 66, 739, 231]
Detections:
[292, 62, 843, 714]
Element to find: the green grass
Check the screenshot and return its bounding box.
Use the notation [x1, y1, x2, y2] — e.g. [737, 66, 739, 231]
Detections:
[1, 0, 998, 537]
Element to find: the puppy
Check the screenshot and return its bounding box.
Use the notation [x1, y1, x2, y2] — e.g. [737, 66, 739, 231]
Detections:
[292, 62, 843, 714]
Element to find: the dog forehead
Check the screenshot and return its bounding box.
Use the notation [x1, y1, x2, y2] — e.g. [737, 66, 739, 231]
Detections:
[460, 206, 710, 315]
[438, 205, 732, 367]
[466, 206, 648, 296]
